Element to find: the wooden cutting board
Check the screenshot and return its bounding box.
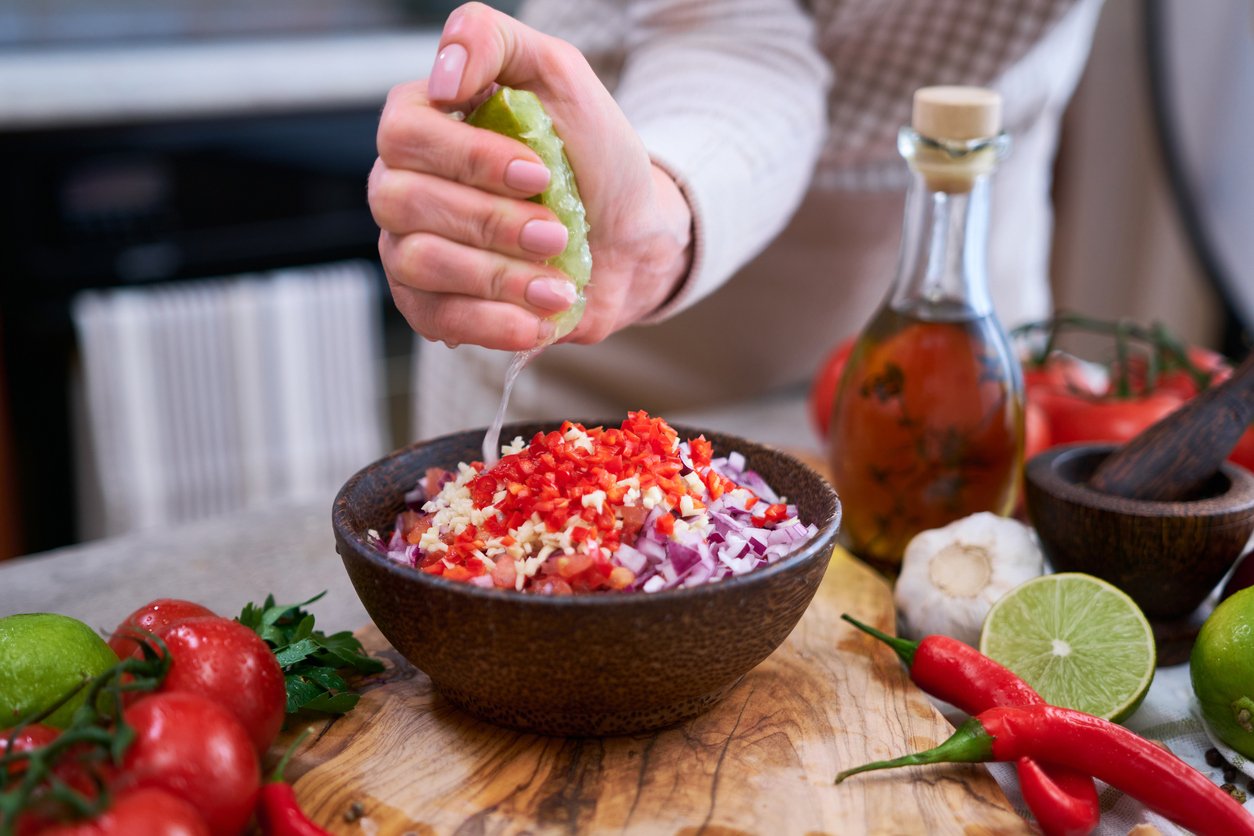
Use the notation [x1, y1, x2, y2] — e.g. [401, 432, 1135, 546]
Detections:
[271, 548, 1029, 835]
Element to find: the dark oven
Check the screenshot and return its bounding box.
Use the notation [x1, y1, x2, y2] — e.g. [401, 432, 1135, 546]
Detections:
[0, 108, 385, 554]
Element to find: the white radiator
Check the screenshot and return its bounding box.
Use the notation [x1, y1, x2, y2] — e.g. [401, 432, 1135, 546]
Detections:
[71, 260, 385, 538]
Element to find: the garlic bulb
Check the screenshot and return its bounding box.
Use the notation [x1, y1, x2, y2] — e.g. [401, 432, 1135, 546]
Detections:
[893, 512, 1044, 645]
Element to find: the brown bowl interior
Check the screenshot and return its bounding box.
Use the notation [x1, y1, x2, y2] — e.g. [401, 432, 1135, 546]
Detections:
[334, 420, 841, 736]
[1025, 444, 1254, 620]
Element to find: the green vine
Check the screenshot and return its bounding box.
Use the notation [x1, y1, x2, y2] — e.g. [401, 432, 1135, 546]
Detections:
[0, 638, 171, 835]
[1012, 312, 1219, 398]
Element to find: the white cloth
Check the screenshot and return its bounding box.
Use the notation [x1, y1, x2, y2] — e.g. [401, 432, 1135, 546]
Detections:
[414, 0, 1105, 440]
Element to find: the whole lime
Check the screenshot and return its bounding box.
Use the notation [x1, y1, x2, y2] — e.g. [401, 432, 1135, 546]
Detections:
[1192, 586, 1254, 757]
[0, 613, 118, 729]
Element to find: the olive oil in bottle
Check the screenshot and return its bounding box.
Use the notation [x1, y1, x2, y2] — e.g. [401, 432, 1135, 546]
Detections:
[828, 87, 1024, 575]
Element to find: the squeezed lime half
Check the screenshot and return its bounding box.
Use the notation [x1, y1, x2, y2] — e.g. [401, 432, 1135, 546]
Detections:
[979, 572, 1156, 722]
[467, 87, 591, 340]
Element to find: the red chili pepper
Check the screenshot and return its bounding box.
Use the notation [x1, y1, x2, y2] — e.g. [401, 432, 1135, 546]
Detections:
[836, 704, 1254, 836]
[842, 615, 1099, 836]
[1016, 756, 1098, 836]
[430, 412, 739, 591]
[258, 728, 331, 836]
[259, 782, 330, 836]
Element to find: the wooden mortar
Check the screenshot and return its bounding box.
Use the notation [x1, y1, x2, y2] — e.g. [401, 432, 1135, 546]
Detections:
[1026, 443, 1254, 663]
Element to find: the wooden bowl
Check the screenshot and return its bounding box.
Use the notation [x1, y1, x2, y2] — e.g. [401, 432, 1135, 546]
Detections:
[333, 421, 841, 737]
[1025, 443, 1254, 620]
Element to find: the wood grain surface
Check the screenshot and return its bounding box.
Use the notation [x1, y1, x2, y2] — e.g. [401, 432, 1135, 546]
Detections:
[272, 549, 1029, 835]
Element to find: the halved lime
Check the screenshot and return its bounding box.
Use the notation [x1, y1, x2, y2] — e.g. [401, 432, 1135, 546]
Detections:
[467, 87, 591, 340]
[979, 572, 1156, 722]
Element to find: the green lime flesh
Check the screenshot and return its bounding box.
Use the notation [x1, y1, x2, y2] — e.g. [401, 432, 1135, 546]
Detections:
[467, 87, 591, 340]
[979, 572, 1156, 723]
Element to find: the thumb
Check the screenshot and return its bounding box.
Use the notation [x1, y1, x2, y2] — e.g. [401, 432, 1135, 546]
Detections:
[427, 2, 574, 104]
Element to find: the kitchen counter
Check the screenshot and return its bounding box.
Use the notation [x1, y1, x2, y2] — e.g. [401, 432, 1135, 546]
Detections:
[0, 30, 440, 129]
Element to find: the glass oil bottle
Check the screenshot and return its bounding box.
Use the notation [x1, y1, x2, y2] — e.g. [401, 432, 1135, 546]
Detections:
[828, 86, 1024, 575]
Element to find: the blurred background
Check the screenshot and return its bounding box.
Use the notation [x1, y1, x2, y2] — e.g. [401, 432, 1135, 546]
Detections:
[0, 0, 1249, 560]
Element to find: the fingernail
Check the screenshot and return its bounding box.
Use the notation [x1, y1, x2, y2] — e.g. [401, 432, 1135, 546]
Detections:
[519, 219, 568, 255]
[504, 160, 551, 194]
[536, 318, 556, 344]
[525, 277, 576, 311]
[428, 43, 468, 101]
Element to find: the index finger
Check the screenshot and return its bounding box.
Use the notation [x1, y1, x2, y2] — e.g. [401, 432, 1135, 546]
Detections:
[427, 2, 587, 106]
[377, 80, 553, 197]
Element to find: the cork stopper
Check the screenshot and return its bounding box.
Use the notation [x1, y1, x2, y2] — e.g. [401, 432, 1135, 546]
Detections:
[905, 86, 1006, 192]
[912, 86, 1001, 141]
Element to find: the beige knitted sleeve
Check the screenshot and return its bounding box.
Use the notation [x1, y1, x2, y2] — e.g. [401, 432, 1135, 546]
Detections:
[520, 0, 832, 322]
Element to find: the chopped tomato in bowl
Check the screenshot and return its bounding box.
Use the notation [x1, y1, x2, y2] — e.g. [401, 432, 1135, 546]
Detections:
[371, 413, 817, 595]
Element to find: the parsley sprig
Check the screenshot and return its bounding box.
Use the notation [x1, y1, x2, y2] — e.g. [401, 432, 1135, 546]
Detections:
[238, 593, 384, 715]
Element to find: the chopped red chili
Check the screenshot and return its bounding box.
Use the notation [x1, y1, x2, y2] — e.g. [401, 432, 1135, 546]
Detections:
[383, 412, 817, 594]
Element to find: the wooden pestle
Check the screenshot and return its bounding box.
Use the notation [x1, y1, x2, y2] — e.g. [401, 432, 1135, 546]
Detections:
[1089, 352, 1254, 501]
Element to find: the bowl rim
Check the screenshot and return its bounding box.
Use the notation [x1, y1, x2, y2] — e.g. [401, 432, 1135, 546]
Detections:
[1026, 442, 1254, 516]
[333, 419, 842, 608]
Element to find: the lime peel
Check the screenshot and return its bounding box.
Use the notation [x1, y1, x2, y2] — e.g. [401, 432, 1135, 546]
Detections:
[1192, 587, 1254, 757]
[0, 613, 120, 729]
[466, 87, 591, 341]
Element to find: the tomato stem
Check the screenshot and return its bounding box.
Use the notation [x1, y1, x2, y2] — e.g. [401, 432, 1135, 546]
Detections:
[0, 638, 172, 835]
[1013, 312, 1221, 397]
[1114, 319, 1132, 398]
[8, 679, 89, 729]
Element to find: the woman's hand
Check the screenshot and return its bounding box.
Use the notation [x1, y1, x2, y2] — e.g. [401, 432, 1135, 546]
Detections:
[369, 2, 693, 351]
